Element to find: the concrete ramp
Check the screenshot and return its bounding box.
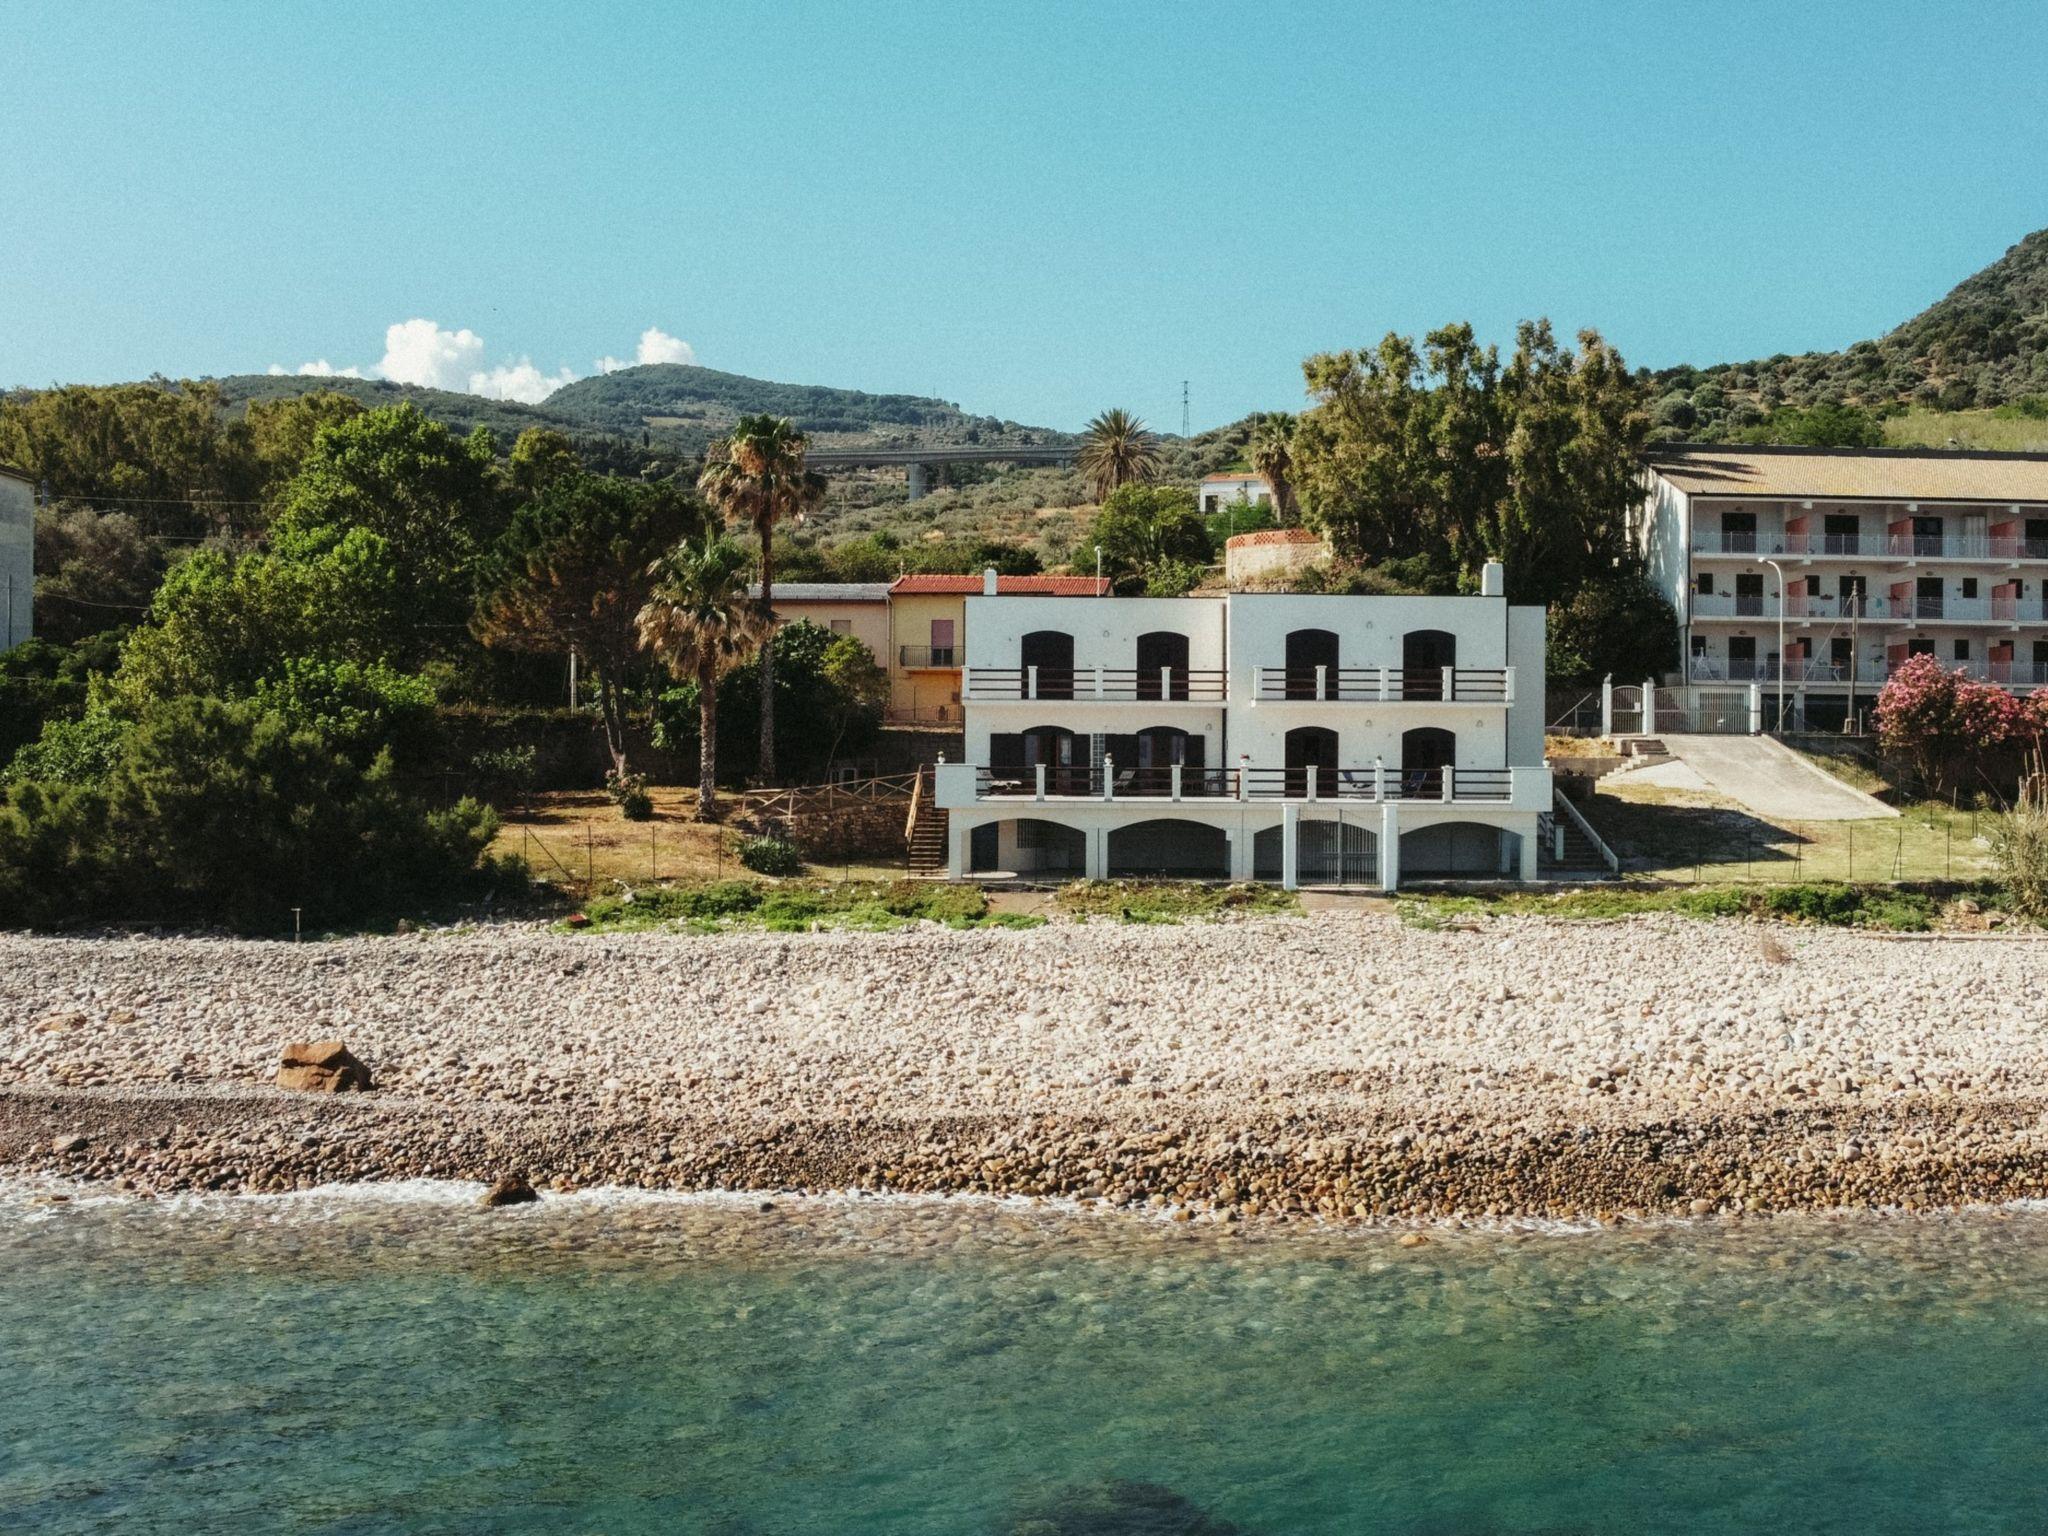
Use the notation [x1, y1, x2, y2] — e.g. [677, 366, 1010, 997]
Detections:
[1656, 735, 1899, 822]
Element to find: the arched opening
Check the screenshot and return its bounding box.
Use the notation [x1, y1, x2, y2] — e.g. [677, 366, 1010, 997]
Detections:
[1107, 819, 1229, 879]
[1284, 628, 1339, 699]
[1252, 820, 1378, 883]
[1133, 725, 1204, 796]
[1020, 630, 1076, 700]
[1400, 726, 1455, 798]
[1402, 629, 1457, 700]
[1285, 725, 1338, 798]
[988, 725, 1088, 795]
[1400, 821, 1522, 878]
[968, 818, 1087, 877]
[1134, 631, 1191, 700]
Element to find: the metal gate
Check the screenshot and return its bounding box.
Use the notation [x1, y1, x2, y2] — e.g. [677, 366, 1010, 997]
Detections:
[1297, 818, 1377, 885]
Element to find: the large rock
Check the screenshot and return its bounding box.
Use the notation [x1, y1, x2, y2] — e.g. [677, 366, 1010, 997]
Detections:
[276, 1040, 374, 1093]
[480, 1175, 539, 1208]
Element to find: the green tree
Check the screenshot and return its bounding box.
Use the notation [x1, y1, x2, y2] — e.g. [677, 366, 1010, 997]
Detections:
[658, 620, 888, 785]
[0, 380, 259, 528]
[507, 427, 584, 499]
[472, 473, 701, 779]
[1089, 485, 1212, 594]
[1245, 412, 1300, 523]
[1545, 570, 1678, 685]
[243, 390, 367, 493]
[1076, 408, 1162, 502]
[270, 403, 502, 650]
[32, 504, 165, 643]
[697, 415, 823, 782]
[636, 535, 770, 819]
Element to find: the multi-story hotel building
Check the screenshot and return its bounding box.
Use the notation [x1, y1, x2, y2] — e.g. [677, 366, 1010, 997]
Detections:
[928, 563, 1556, 888]
[1640, 444, 2048, 729]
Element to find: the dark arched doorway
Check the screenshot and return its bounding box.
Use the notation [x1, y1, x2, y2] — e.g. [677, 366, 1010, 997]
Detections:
[1107, 819, 1229, 879]
[1284, 628, 1339, 699]
[988, 724, 1088, 795]
[969, 818, 1087, 877]
[1134, 725, 1204, 795]
[1402, 629, 1457, 700]
[1021, 629, 1076, 700]
[1134, 631, 1191, 700]
[1285, 725, 1338, 798]
[1401, 726, 1454, 798]
[1401, 821, 1519, 877]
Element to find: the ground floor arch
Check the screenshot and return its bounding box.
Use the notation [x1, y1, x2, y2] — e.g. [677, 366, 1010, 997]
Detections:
[1253, 818, 1378, 884]
[1399, 820, 1522, 878]
[967, 817, 1087, 877]
[1106, 818, 1229, 880]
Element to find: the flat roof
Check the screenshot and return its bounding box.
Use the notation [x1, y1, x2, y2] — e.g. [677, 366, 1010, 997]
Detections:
[751, 582, 889, 603]
[1645, 443, 2048, 503]
[0, 464, 33, 485]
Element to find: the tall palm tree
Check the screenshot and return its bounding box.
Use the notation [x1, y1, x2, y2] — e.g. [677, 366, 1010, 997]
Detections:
[1246, 412, 1299, 524]
[697, 414, 820, 782]
[1076, 408, 1162, 502]
[636, 534, 771, 821]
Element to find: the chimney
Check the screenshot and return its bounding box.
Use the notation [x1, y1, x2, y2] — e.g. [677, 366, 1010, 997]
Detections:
[982, 567, 998, 597]
[1480, 560, 1505, 597]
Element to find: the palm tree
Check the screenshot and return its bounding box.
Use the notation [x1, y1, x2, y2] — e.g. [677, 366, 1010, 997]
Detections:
[1076, 408, 1162, 502]
[1246, 412, 1299, 524]
[636, 534, 771, 821]
[697, 414, 821, 782]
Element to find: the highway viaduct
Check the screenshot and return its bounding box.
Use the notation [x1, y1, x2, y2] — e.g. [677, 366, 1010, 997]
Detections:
[805, 444, 1077, 500]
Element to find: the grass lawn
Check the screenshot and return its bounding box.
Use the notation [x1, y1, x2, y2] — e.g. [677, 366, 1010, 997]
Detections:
[493, 786, 909, 892]
[1577, 766, 1997, 885]
[566, 878, 1042, 934]
[1395, 881, 1993, 933]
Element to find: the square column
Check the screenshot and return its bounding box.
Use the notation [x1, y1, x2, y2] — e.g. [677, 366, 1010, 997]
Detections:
[1379, 802, 1401, 892]
[948, 821, 971, 879]
[1518, 823, 1540, 882]
[1084, 825, 1108, 880]
[1228, 822, 1254, 881]
[1281, 804, 1300, 891]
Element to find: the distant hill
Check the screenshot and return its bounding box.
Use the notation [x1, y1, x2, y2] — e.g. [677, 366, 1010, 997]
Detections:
[1653, 227, 2048, 439]
[214, 374, 578, 441]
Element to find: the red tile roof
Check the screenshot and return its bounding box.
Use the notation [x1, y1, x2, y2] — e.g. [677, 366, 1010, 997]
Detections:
[1225, 527, 1321, 548]
[889, 574, 1112, 596]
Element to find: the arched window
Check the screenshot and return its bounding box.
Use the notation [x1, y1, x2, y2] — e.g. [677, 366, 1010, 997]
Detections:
[1402, 629, 1457, 699]
[1134, 631, 1191, 700]
[988, 725, 1089, 795]
[1401, 726, 1454, 798]
[1284, 725, 1338, 798]
[1107, 819, 1229, 879]
[1020, 630, 1076, 700]
[1284, 628, 1339, 699]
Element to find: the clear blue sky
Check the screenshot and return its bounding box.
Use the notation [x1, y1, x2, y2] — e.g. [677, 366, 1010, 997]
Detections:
[5, 0, 2048, 432]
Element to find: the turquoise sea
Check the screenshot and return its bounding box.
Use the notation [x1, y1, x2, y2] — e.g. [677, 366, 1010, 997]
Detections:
[4, 1182, 2048, 1534]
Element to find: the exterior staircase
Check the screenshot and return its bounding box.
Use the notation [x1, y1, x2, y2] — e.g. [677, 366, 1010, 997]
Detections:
[907, 765, 950, 875]
[1537, 793, 1620, 881]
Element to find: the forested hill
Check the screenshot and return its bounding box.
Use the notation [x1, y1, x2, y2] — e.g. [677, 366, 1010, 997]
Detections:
[206, 365, 1070, 460]
[1652, 227, 2048, 439]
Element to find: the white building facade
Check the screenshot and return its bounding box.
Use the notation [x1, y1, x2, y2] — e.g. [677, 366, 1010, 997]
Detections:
[1639, 445, 2048, 730]
[931, 564, 1551, 888]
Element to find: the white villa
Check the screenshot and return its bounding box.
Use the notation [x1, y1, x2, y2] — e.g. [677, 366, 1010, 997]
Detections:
[1639, 444, 2048, 730]
[929, 563, 1553, 888]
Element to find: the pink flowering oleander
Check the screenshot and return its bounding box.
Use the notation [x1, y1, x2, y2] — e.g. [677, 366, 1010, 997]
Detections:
[1875, 655, 2045, 789]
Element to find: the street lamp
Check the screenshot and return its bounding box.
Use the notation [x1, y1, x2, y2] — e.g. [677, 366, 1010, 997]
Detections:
[1761, 557, 1788, 732]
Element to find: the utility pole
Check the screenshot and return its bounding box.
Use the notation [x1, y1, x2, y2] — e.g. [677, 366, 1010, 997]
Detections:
[1763, 557, 1788, 732]
[1181, 381, 1190, 439]
[1847, 585, 1862, 733]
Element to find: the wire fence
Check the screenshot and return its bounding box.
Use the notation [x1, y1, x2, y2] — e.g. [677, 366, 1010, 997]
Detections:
[1586, 799, 1995, 887]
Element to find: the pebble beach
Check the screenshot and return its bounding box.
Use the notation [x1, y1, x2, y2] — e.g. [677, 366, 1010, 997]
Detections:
[5, 913, 2048, 1220]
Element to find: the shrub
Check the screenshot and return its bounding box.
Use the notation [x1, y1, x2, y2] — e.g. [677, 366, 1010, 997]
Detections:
[606, 768, 654, 821]
[1990, 782, 2048, 922]
[470, 744, 539, 804]
[6, 708, 127, 786]
[737, 835, 803, 876]
[1875, 655, 2048, 797]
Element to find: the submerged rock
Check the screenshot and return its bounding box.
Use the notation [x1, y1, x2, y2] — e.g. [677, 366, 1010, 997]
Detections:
[276, 1041, 373, 1094]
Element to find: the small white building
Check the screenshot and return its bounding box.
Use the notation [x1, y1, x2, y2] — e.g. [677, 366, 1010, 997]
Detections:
[1199, 471, 1272, 516]
[931, 563, 1553, 888]
[0, 466, 32, 650]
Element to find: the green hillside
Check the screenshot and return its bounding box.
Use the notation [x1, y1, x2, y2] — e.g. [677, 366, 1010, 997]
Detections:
[1650, 227, 2048, 440]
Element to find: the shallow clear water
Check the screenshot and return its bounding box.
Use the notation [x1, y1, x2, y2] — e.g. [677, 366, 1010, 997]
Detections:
[5, 1185, 2048, 1534]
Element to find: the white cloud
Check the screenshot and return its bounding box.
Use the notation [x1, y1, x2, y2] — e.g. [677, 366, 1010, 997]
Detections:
[469, 360, 578, 405]
[266, 359, 365, 378]
[597, 325, 697, 373]
[378, 318, 486, 392]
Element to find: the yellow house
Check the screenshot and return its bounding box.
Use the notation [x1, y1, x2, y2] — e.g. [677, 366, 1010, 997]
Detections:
[885, 573, 1110, 725]
[754, 582, 891, 664]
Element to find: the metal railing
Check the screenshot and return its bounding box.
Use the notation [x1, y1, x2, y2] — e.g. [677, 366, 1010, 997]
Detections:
[963, 666, 1228, 702]
[1250, 666, 1512, 703]
[972, 761, 1518, 803]
[898, 645, 957, 668]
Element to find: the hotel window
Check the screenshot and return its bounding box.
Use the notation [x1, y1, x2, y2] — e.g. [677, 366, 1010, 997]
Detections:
[1695, 573, 1714, 595]
[830, 619, 852, 636]
[1955, 639, 1971, 662]
[1690, 635, 1707, 656]
[1962, 578, 1979, 599]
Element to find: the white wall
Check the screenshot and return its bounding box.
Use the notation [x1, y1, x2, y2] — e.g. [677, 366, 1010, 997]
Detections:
[963, 595, 1226, 671]
[0, 474, 31, 649]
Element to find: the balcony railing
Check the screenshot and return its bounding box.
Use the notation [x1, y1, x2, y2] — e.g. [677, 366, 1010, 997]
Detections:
[963, 666, 1228, 702]
[1696, 532, 2048, 561]
[899, 645, 958, 668]
[1250, 666, 1512, 703]
[1688, 658, 1888, 685]
[972, 761, 1523, 804]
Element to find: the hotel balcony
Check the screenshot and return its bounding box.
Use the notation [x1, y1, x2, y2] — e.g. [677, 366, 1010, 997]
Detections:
[939, 760, 1548, 807]
[1687, 658, 1889, 686]
[961, 666, 1229, 702]
[899, 645, 958, 669]
[1693, 532, 2048, 562]
[1248, 666, 1514, 703]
